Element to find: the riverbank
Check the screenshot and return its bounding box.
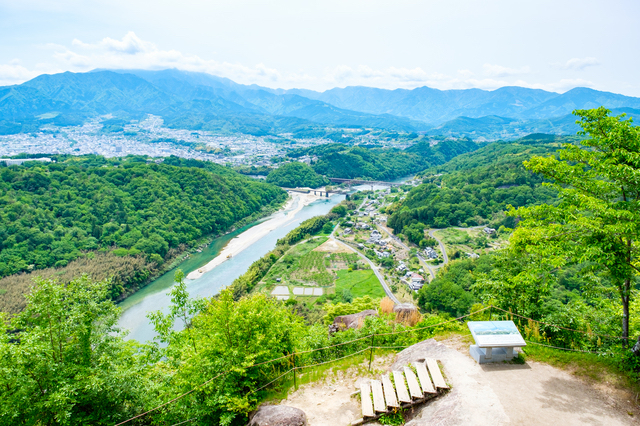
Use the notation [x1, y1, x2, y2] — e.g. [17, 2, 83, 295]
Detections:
[187, 191, 325, 280]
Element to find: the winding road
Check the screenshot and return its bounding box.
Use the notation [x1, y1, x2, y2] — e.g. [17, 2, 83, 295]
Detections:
[330, 208, 400, 304]
[377, 225, 437, 280]
[428, 229, 449, 265]
[332, 235, 400, 305]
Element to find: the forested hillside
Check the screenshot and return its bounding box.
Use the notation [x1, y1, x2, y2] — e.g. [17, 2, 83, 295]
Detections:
[387, 136, 568, 231]
[0, 155, 286, 278]
[289, 138, 479, 181]
[265, 161, 329, 188]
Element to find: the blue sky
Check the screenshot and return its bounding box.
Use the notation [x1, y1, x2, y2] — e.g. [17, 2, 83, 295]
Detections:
[1, 0, 639, 95]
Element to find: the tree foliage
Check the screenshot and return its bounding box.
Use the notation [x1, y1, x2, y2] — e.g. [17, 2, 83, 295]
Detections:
[0, 276, 151, 425]
[0, 251, 156, 314]
[510, 107, 640, 342]
[388, 138, 560, 231]
[265, 161, 329, 188]
[0, 155, 286, 278]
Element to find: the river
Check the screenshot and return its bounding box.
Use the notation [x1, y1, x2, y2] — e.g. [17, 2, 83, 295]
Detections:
[118, 194, 345, 342]
[117, 180, 408, 342]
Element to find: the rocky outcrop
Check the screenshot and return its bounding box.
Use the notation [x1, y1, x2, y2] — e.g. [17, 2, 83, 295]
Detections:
[392, 339, 509, 426]
[393, 303, 419, 325]
[249, 405, 307, 426]
[333, 309, 378, 330]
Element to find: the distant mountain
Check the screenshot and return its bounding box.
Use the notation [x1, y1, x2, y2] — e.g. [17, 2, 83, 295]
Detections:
[310, 86, 558, 124]
[427, 107, 640, 140]
[0, 70, 428, 135]
[1, 68, 639, 139]
[522, 88, 640, 118]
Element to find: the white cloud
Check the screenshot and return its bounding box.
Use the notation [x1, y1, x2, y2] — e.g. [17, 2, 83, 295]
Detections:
[0, 32, 602, 95]
[72, 32, 155, 55]
[483, 63, 530, 78]
[0, 60, 48, 86]
[561, 57, 600, 71]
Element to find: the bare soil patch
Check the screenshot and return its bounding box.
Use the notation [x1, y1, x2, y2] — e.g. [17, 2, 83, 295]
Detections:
[314, 239, 352, 254]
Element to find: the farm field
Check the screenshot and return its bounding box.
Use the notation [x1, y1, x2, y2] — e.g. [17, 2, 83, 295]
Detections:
[334, 269, 386, 299]
[254, 236, 378, 301]
[432, 227, 507, 259]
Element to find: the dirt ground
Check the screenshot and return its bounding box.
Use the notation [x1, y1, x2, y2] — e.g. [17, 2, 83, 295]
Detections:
[278, 338, 639, 426]
[314, 239, 352, 254]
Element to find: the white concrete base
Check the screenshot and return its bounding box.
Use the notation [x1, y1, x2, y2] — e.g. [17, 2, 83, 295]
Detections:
[470, 345, 516, 364]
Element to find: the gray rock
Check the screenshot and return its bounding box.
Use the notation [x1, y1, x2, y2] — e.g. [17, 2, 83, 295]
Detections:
[248, 405, 307, 426]
[393, 339, 509, 426]
[333, 309, 378, 330]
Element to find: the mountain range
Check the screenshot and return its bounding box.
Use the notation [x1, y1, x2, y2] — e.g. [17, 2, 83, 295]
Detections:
[1, 68, 639, 139]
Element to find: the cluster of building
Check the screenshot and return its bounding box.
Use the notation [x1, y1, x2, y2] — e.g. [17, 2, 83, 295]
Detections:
[0, 157, 52, 166]
[0, 115, 323, 167]
[423, 246, 438, 260]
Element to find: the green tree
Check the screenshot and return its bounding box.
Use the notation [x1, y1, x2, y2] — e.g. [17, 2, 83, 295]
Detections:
[147, 269, 207, 355]
[0, 276, 150, 424]
[418, 279, 474, 317]
[265, 162, 328, 188]
[322, 222, 334, 234]
[152, 290, 302, 425]
[510, 107, 640, 344]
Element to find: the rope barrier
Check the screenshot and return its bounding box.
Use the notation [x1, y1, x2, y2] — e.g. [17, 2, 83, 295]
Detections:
[115, 304, 623, 425]
[524, 340, 601, 354]
[114, 372, 224, 425]
[490, 306, 625, 340]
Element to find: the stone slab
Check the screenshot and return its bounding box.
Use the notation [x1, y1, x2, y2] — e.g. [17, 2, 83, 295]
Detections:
[393, 370, 411, 403]
[413, 362, 436, 394]
[426, 358, 448, 389]
[469, 345, 516, 364]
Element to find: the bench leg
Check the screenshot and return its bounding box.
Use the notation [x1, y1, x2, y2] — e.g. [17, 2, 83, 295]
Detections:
[505, 347, 514, 359]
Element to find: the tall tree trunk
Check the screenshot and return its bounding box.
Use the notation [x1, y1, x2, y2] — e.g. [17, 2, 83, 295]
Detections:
[622, 278, 630, 348]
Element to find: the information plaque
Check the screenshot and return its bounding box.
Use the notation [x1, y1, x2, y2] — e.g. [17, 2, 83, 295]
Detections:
[467, 320, 526, 348]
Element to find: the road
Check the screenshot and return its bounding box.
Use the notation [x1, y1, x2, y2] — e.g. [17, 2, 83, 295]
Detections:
[330, 229, 400, 304]
[428, 229, 449, 265]
[377, 225, 436, 281]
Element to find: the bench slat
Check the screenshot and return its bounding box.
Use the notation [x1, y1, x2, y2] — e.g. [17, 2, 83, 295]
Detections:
[381, 374, 399, 408]
[403, 366, 423, 399]
[426, 359, 449, 389]
[371, 380, 387, 413]
[360, 382, 374, 417]
[392, 370, 411, 403]
[413, 361, 436, 394]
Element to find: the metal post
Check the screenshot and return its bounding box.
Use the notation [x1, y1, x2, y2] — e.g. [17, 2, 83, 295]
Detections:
[293, 352, 297, 390]
[489, 306, 493, 321]
[369, 334, 375, 372]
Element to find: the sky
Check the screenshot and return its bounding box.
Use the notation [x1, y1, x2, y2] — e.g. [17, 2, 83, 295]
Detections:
[1, 0, 639, 96]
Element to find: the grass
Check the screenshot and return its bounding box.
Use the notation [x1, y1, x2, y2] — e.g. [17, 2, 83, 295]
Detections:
[434, 228, 471, 244]
[335, 269, 386, 298]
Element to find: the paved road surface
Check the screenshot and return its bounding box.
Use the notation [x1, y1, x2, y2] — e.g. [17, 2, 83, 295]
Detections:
[428, 229, 449, 265]
[378, 225, 436, 281]
[331, 234, 400, 305]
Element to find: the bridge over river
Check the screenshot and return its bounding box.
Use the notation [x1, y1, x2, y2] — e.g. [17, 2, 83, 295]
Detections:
[327, 178, 405, 190]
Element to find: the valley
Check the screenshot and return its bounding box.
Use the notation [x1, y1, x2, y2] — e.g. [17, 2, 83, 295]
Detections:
[1, 104, 640, 425]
